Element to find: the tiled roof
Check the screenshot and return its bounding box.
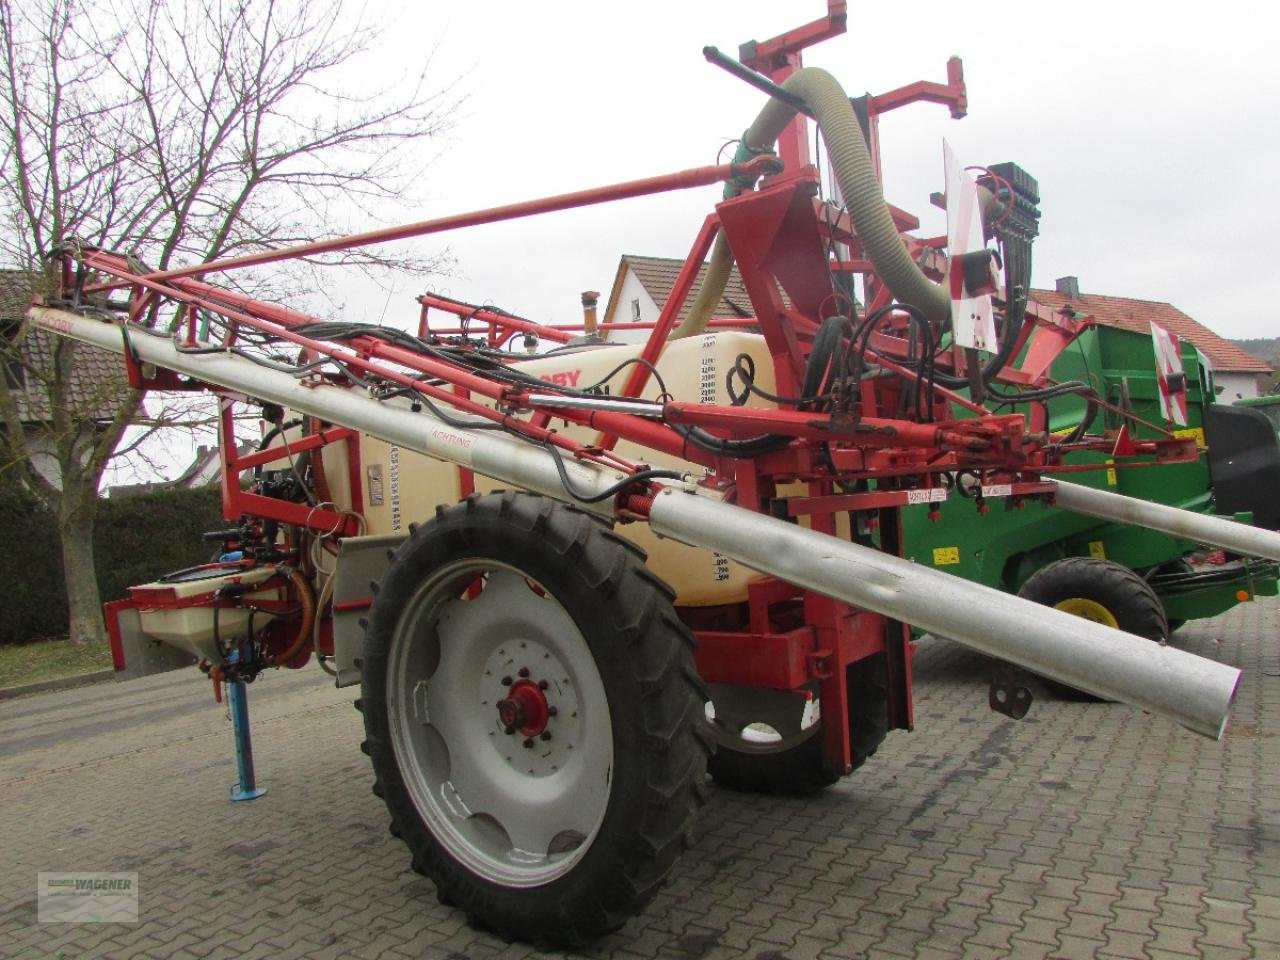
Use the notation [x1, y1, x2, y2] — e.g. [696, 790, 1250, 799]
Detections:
[606, 258, 1267, 375]
[1029, 288, 1271, 374]
[603, 254, 757, 324]
[0, 268, 35, 319]
[2, 268, 133, 424]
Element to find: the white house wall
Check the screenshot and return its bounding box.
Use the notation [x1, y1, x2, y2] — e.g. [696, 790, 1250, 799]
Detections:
[605, 269, 659, 344]
[1216, 371, 1262, 401]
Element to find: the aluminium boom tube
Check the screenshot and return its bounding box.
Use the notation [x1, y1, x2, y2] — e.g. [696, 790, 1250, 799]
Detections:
[1053, 479, 1280, 562]
[647, 488, 1239, 740]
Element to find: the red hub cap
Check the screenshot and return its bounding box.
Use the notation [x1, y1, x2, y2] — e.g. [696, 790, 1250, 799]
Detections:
[496, 679, 550, 736]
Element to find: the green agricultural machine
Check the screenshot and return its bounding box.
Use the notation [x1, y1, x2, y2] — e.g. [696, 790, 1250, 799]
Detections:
[1235, 393, 1280, 438]
[903, 322, 1280, 642]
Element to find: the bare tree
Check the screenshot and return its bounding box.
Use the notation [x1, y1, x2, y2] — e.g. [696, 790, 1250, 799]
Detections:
[0, 0, 454, 643]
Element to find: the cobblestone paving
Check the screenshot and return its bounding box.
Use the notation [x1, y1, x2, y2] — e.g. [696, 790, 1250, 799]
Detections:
[2, 598, 1277, 959]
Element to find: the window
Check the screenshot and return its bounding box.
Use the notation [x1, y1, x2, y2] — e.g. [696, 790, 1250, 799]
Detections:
[630, 298, 641, 322]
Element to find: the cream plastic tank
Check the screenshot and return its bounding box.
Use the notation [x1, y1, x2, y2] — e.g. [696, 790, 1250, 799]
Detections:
[314, 331, 777, 605]
[130, 564, 285, 661]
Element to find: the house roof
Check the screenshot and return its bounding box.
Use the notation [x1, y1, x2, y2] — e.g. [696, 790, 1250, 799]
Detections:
[0, 268, 34, 319]
[602, 260, 1268, 375]
[1, 268, 132, 424]
[108, 441, 253, 497]
[1029, 287, 1271, 374]
[602, 254, 757, 325]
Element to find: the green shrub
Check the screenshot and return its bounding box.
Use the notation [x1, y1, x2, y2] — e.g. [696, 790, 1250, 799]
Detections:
[0, 482, 225, 645]
[0, 476, 66, 643]
[94, 486, 224, 605]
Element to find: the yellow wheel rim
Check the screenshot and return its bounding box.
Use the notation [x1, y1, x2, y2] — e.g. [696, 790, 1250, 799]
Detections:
[1054, 597, 1119, 627]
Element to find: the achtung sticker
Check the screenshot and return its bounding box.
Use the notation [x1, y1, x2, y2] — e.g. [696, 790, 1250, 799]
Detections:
[980, 484, 1012, 498]
[428, 426, 476, 464]
[1088, 540, 1107, 559]
[933, 546, 961, 565]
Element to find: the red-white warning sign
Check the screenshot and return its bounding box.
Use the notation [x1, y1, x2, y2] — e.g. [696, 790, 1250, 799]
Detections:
[1150, 321, 1188, 426]
[944, 141, 999, 353]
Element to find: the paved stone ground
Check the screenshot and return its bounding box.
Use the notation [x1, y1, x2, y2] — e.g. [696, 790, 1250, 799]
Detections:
[2, 598, 1277, 960]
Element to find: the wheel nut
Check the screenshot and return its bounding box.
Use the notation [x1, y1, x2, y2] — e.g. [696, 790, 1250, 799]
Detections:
[547, 706, 558, 717]
[522, 738, 534, 749]
[537, 679, 548, 690]
[518, 667, 530, 678]
[540, 731, 552, 741]
[500, 676, 512, 686]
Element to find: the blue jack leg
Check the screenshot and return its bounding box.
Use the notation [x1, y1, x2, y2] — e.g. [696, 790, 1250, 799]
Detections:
[228, 677, 267, 802]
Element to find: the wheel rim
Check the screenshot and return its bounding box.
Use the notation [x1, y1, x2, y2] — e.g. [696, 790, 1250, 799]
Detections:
[386, 562, 614, 887]
[1053, 597, 1119, 627]
[705, 684, 820, 755]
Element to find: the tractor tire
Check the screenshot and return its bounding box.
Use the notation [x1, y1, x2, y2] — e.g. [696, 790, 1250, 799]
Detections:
[1017, 557, 1168, 699]
[705, 653, 890, 794]
[359, 492, 709, 948]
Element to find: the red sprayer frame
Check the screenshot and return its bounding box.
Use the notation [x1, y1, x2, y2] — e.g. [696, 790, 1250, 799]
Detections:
[40, 20, 1195, 778]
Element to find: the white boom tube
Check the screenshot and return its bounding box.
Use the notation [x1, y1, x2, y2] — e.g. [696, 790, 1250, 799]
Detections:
[647, 489, 1238, 740]
[28, 308, 625, 515]
[1054, 479, 1280, 561]
[29, 307, 1241, 738]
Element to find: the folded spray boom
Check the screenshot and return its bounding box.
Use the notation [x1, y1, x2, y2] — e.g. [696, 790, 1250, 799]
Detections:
[31, 304, 1263, 739]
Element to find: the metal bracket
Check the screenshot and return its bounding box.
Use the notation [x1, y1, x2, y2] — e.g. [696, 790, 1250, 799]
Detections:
[806, 649, 834, 680]
[988, 663, 1033, 720]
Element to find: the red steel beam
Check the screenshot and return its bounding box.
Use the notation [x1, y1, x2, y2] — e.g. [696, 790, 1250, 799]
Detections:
[95, 156, 781, 287]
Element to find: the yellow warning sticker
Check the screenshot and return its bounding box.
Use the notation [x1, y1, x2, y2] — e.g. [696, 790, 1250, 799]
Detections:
[1088, 540, 1107, 559]
[1105, 458, 1117, 485]
[1173, 426, 1206, 449]
[933, 546, 961, 566]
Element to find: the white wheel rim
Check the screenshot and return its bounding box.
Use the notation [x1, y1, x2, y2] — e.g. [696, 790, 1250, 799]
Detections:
[386, 563, 613, 887]
[705, 684, 821, 755]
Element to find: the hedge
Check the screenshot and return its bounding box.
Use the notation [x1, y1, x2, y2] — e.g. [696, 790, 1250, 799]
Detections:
[0, 478, 65, 644]
[0, 481, 225, 645]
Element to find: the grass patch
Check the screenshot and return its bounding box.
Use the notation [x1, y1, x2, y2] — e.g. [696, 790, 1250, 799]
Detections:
[0, 638, 112, 689]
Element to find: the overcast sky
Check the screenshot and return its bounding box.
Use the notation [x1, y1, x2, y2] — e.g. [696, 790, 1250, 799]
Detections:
[107, 1, 1280, 486]
[326, 1, 1280, 341]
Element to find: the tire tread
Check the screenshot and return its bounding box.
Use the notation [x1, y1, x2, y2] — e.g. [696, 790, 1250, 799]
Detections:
[360, 492, 707, 948]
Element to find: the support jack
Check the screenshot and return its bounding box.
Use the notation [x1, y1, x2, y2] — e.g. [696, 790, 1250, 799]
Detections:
[226, 658, 267, 802]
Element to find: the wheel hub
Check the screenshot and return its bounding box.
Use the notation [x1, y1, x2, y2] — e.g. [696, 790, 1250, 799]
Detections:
[1053, 597, 1119, 627]
[483, 639, 578, 777]
[497, 679, 550, 736]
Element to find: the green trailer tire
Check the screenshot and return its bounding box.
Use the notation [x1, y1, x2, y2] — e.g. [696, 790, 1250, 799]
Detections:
[1018, 557, 1168, 699]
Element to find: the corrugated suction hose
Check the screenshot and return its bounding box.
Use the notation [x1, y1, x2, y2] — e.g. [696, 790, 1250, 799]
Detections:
[672, 67, 950, 339]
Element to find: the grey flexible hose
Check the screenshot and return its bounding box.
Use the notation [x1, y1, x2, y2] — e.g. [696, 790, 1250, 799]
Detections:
[672, 66, 950, 339]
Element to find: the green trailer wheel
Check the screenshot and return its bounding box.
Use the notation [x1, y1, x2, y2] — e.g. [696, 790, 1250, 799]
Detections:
[1018, 557, 1168, 699]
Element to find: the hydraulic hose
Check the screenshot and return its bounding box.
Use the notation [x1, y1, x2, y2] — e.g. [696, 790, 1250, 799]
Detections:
[312, 569, 337, 676]
[673, 67, 951, 340]
[266, 569, 316, 667]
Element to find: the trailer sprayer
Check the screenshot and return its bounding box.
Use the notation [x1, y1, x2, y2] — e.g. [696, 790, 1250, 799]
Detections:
[25, 3, 1280, 945]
